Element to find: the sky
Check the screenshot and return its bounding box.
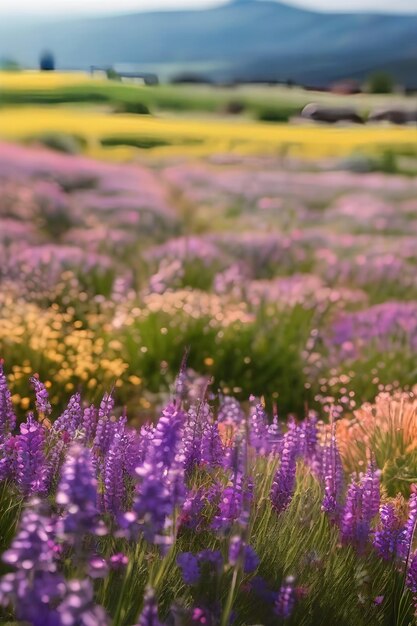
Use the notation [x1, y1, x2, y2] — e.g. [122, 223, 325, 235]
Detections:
[1, 0, 417, 16]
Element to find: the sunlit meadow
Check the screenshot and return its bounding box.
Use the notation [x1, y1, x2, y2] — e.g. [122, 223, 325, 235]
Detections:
[1, 71, 417, 625]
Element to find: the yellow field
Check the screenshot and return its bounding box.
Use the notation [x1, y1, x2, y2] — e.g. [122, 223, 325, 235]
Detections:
[0, 104, 416, 160]
[0, 70, 106, 90]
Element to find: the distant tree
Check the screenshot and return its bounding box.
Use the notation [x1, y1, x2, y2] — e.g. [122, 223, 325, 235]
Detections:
[106, 68, 121, 81]
[368, 72, 394, 94]
[40, 51, 55, 72]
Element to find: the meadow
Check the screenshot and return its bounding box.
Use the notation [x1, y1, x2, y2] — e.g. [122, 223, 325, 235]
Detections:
[1, 71, 417, 625]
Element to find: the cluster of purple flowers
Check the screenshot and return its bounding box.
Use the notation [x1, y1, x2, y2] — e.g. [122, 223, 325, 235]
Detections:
[2, 365, 417, 624]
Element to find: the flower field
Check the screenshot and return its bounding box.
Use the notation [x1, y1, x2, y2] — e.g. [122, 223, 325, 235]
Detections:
[1, 92, 417, 624]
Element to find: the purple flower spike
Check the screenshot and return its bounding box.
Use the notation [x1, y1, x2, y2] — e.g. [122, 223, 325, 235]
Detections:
[56, 444, 100, 539]
[407, 551, 417, 594]
[30, 375, 52, 417]
[0, 362, 16, 438]
[275, 576, 296, 620]
[88, 557, 109, 579]
[400, 491, 417, 559]
[16, 413, 47, 496]
[147, 402, 185, 470]
[53, 392, 83, 438]
[249, 400, 269, 455]
[177, 552, 200, 585]
[270, 428, 297, 514]
[0, 499, 66, 626]
[340, 462, 380, 551]
[228, 536, 259, 573]
[201, 420, 224, 468]
[93, 392, 115, 456]
[321, 427, 344, 519]
[373, 503, 405, 561]
[104, 424, 127, 516]
[244, 545, 260, 574]
[136, 587, 164, 626]
[109, 553, 129, 570]
[58, 579, 109, 626]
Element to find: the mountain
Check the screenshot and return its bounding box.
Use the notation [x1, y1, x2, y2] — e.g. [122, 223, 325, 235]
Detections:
[1, 0, 417, 87]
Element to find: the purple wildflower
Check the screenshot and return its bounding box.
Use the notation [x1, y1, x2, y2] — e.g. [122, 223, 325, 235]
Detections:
[147, 402, 185, 470]
[400, 491, 417, 560]
[81, 404, 98, 445]
[44, 436, 67, 492]
[136, 587, 163, 626]
[321, 428, 344, 518]
[267, 414, 282, 454]
[109, 553, 129, 570]
[88, 557, 109, 579]
[0, 434, 17, 481]
[340, 463, 380, 551]
[30, 375, 52, 417]
[93, 392, 115, 456]
[58, 579, 109, 626]
[124, 424, 154, 477]
[177, 552, 201, 585]
[228, 536, 259, 573]
[218, 396, 245, 429]
[270, 427, 298, 514]
[201, 419, 224, 468]
[249, 399, 270, 455]
[56, 444, 100, 539]
[197, 549, 223, 575]
[0, 499, 65, 626]
[103, 419, 127, 515]
[125, 463, 173, 546]
[407, 550, 417, 594]
[16, 413, 47, 496]
[373, 503, 405, 561]
[53, 392, 83, 438]
[212, 480, 243, 532]
[301, 411, 318, 461]
[275, 576, 296, 620]
[0, 362, 16, 438]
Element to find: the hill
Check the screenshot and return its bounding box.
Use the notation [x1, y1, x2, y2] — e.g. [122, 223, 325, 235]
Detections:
[1, 0, 417, 87]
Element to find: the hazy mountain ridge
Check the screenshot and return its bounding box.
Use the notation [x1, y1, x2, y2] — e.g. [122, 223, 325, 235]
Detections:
[1, 0, 416, 86]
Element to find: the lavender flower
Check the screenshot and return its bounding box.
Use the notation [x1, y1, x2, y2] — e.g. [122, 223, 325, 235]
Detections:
[270, 426, 298, 514]
[249, 399, 270, 455]
[124, 463, 173, 546]
[136, 587, 163, 626]
[0, 499, 65, 626]
[30, 375, 52, 417]
[81, 404, 98, 445]
[400, 491, 417, 560]
[212, 480, 243, 532]
[177, 552, 200, 585]
[109, 553, 129, 570]
[16, 413, 47, 496]
[373, 503, 405, 561]
[340, 463, 380, 551]
[56, 444, 100, 539]
[58, 579, 109, 626]
[228, 536, 260, 573]
[275, 576, 296, 620]
[0, 362, 16, 438]
[201, 419, 224, 468]
[321, 428, 344, 518]
[103, 419, 127, 515]
[53, 392, 83, 438]
[407, 550, 417, 595]
[0, 434, 17, 481]
[93, 392, 115, 456]
[147, 402, 185, 470]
